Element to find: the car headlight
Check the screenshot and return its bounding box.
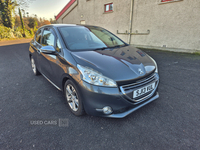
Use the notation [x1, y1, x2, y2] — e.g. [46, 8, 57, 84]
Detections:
[77, 64, 117, 87]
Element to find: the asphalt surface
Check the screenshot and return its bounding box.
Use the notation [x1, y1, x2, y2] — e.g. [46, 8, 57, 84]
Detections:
[0, 42, 200, 150]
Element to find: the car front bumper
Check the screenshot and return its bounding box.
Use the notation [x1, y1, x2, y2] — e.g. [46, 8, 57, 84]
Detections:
[107, 92, 159, 118]
[78, 77, 159, 118]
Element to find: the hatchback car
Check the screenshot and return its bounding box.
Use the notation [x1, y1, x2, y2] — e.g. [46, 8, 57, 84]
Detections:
[29, 24, 159, 118]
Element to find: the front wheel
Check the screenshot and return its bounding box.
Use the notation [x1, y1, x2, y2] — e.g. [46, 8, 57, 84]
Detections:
[30, 56, 40, 76]
[64, 80, 85, 116]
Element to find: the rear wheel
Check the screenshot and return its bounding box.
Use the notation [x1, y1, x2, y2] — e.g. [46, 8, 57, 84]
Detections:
[64, 80, 85, 116]
[31, 56, 40, 76]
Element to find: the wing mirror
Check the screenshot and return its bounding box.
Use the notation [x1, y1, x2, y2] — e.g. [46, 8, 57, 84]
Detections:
[41, 46, 56, 54]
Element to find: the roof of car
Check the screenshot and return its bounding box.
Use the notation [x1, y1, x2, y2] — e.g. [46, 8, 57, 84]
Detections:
[41, 24, 97, 28]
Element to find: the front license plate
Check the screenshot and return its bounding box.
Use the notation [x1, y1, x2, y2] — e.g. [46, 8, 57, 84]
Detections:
[133, 82, 156, 98]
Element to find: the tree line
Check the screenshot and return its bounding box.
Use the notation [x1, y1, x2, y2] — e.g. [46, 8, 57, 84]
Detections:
[0, 0, 56, 39]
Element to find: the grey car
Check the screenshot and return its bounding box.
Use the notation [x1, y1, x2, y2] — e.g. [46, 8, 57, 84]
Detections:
[29, 24, 159, 118]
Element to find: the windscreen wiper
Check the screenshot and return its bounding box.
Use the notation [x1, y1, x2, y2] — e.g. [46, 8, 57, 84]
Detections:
[93, 47, 108, 51]
[110, 44, 127, 48]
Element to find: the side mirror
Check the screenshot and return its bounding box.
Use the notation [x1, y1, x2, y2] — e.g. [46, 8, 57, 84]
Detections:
[41, 46, 56, 54]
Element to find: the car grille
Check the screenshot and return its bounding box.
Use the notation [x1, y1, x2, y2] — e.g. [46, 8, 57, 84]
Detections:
[119, 73, 159, 103]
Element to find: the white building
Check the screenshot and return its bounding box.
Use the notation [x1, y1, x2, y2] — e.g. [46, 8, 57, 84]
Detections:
[56, 0, 200, 53]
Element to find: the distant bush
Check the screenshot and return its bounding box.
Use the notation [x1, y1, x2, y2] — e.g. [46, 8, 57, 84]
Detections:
[0, 25, 15, 39]
[13, 27, 23, 38]
[0, 25, 34, 39]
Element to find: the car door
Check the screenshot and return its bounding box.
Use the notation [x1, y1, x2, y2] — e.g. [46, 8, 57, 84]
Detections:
[31, 28, 43, 72]
[39, 27, 67, 88]
[49, 37, 70, 88]
[38, 27, 57, 81]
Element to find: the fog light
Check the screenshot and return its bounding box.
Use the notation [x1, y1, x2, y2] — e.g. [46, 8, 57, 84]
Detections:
[103, 106, 113, 115]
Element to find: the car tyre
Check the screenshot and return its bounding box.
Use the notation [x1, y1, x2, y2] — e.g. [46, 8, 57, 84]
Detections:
[64, 80, 85, 116]
[31, 56, 40, 76]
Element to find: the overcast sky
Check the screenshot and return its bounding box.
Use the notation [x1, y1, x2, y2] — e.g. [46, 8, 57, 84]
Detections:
[24, 0, 70, 20]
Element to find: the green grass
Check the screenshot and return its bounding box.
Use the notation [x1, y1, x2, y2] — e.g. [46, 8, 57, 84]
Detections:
[193, 52, 200, 55]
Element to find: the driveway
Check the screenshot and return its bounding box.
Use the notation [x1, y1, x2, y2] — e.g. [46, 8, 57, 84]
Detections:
[0, 42, 200, 150]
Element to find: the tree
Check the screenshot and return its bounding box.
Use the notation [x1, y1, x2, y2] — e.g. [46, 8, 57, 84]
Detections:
[19, 7, 25, 36]
[16, 0, 34, 10]
[37, 19, 50, 28]
[43, 20, 51, 25]
[0, 0, 17, 28]
[27, 17, 36, 28]
[50, 18, 56, 24]
[33, 19, 37, 31]
[0, 15, 2, 24]
[14, 15, 21, 27]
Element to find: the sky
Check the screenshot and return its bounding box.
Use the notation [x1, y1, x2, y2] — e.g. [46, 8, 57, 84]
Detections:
[24, 0, 70, 20]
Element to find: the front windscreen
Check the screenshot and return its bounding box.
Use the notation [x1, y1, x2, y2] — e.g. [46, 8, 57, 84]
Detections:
[58, 26, 126, 51]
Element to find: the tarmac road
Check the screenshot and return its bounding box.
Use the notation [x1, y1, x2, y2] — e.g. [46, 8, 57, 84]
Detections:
[0, 41, 200, 150]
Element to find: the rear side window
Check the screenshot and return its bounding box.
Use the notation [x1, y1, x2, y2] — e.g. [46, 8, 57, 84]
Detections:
[35, 29, 42, 44]
[41, 29, 55, 47]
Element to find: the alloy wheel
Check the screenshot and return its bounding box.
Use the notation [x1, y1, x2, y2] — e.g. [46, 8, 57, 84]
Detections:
[66, 84, 79, 112]
[31, 57, 36, 74]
